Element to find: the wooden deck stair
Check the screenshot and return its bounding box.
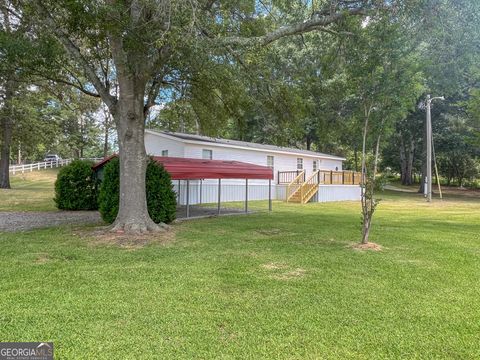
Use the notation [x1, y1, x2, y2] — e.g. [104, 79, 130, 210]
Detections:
[286, 171, 320, 204]
[281, 169, 362, 204]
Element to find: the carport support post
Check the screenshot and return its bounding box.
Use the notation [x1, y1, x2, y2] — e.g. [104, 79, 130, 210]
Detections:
[186, 180, 190, 218]
[177, 180, 181, 203]
[245, 179, 248, 213]
[217, 179, 221, 215]
[268, 179, 272, 211]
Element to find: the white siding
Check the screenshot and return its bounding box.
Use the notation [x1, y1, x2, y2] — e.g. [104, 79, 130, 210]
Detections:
[183, 143, 343, 183]
[145, 132, 185, 157]
[144, 131, 349, 204]
[175, 182, 360, 205]
[315, 185, 360, 202]
[276, 184, 360, 203]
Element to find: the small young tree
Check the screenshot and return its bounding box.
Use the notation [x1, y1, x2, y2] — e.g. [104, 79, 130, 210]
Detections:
[342, 18, 425, 244]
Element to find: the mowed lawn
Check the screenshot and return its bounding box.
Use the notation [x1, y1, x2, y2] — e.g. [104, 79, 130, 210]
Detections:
[0, 171, 479, 359]
[0, 169, 59, 211]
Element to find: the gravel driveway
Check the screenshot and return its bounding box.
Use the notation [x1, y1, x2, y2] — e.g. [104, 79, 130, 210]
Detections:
[0, 206, 250, 232]
[0, 211, 102, 232]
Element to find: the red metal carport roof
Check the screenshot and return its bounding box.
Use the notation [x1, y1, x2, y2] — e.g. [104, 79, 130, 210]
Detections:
[93, 155, 273, 180]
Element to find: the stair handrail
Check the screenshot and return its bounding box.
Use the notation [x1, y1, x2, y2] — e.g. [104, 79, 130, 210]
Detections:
[300, 170, 320, 203]
[286, 170, 305, 202]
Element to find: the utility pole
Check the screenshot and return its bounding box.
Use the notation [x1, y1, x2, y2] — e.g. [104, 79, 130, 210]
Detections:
[425, 95, 444, 202]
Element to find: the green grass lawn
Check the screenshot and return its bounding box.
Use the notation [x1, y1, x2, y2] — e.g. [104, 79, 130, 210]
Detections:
[1, 173, 479, 359]
[0, 169, 58, 211]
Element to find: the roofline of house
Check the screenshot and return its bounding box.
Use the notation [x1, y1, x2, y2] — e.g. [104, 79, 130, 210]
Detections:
[145, 129, 347, 161]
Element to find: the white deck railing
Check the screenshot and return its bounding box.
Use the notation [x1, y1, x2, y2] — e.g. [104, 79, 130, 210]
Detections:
[9, 158, 103, 174]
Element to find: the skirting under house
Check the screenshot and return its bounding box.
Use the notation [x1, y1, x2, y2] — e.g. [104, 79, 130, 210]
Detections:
[174, 180, 361, 205]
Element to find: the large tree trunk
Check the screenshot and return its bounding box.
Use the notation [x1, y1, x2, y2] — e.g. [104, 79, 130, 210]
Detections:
[0, 115, 13, 189]
[103, 108, 110, 158]
[405, 139, 415, 185]
[399, 136, 407, 184]
[111, 76, 162, 233]
[0, 80, 15, 189]
[354, 145, 358, 172]
[400, 136, 415, 186]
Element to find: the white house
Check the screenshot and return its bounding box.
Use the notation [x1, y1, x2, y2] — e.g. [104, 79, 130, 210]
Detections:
[144, 129, 361, 204]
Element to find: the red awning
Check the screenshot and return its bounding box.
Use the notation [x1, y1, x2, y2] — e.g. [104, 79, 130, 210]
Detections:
[93, 155, 273, 180]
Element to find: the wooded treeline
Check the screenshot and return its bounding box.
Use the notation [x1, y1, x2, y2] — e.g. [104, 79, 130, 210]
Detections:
[1, 0, 479, 231]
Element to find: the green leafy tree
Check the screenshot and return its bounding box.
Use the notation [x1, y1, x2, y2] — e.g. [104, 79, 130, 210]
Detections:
[11, 0, 391, 233]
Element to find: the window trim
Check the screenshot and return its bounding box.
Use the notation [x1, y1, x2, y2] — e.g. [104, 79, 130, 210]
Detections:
[267, 155, 274, 168]
[297, 158, 303, 170]
[202, 149, 213, 160]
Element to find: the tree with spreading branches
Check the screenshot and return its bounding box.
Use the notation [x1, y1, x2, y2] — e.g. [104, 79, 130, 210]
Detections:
[2, 0, 396, 233]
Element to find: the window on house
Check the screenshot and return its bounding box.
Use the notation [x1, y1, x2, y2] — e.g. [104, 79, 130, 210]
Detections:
[297, 158, 303, 170]
[313, 160, 318, 172]
[161, 150, 168, 157]
[267, 155, 274, 168]
[202, 149, 213, 160]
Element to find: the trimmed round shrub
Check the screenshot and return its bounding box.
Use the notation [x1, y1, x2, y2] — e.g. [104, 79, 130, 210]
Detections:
[54, 160, 98, 210]
[98, 157, 120, 224]
[146, 158, 177, 224]
[98, 157, 177, 224]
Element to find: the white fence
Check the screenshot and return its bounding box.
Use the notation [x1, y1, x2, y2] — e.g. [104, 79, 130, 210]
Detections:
[9, 158, 103, 175]
[173, 181, 361, 205]
[173, 180, 272, 205]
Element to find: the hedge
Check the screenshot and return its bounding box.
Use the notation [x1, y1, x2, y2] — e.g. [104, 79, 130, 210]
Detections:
[54, 160, 98, 210]
[98, 157, 176, 224]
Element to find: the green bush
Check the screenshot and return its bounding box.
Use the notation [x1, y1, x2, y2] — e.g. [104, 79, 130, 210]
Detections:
[146, 159, 177, 224]
[54, 160, 98, 210]
[98, 157, 120, 224]
[98, 157, 177, 224]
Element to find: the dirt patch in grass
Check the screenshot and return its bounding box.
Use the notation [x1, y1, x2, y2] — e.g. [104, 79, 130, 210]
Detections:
[351, 242, 383, 252]
[256, 228, 283, 236]
[261, 262, 288, 270]
[84, 226, 176, 249]
[261, 262, 307, 280]
[34, 253, 50, 264]
[273, 268, 307, 280]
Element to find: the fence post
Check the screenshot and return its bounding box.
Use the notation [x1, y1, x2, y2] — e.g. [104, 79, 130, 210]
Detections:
[217, 179, 221, 215]
[268, 179, 272, 211]
[22, 164, 25, 174]
[330, 170, 333, 184]
[245, 179, 248, 213]
[186, 180, 190, 218]
[342, 171, 345, 184]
